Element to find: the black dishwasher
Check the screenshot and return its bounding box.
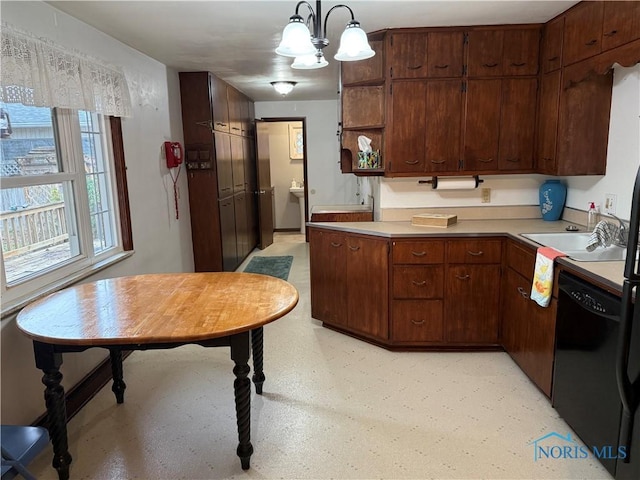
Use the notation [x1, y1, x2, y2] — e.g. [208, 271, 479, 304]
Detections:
[553, 271, 640, 477]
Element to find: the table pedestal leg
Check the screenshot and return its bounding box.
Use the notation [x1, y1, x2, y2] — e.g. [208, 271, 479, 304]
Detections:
[230, 332, 253, 470]
[251, 327, 265, 394]
[109, 348, 126, 404]
[33, 342, 71, 480]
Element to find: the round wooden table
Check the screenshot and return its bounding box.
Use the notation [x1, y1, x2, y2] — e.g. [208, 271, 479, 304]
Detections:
[17, 272, 299, 480]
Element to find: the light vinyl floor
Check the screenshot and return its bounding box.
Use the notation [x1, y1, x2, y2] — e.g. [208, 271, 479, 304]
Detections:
[29, 233, 612, 479]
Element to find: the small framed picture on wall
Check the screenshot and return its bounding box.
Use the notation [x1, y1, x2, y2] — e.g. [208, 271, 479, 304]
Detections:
[289, 124, 303, 160]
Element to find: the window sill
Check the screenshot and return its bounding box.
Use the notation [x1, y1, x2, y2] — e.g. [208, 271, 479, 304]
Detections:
[1, 251, 134, 319]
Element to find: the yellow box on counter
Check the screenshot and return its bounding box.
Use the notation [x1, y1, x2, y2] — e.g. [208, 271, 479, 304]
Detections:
[411, 213, 458, 228]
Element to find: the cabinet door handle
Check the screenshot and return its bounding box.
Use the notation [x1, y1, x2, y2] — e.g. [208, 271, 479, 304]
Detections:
[506, 158, 520, 163]
[543, 157, 554, 162]
[456, 274, 470, 280]
[349, 245, 360, 251]
[517, 286, 530, 299]
[431, 159, 446, 164]
[216, 122, 227, 127]
[547, 56, 559, 62]
[603, 30, 618, 37]
[330, 242, 342, 248]
[478, 158, 494, 163]
[585, 39, 598, 46]
[510, 62, 526, 67]
[411, 319, 425, 325]
[411, 251, 427, 257]
[404, 160, 420, 165]
[408, 65, 423, 70]
[467, 250, 484, 256]
[411, 280, 427, 286]
[434, 64, 449, 69]
[482, 62, 499, 68]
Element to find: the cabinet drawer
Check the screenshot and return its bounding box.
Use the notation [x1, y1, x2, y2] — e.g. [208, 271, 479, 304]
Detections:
[393, 266, 444, 298]
[447, 239, 502, 264]
[392, 300, 444, 342]
[506, 240, 535, 280]
[392, 241, 445, 264]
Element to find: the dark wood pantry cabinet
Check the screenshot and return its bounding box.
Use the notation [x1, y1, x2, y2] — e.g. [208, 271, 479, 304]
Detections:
[179, 71, 258, 272]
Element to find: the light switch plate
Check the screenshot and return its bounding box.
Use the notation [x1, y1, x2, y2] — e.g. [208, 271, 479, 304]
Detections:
[604, 193, 616, 214]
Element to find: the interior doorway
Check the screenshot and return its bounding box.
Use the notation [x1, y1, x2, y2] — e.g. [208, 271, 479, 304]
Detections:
[257, 117, 308, 241]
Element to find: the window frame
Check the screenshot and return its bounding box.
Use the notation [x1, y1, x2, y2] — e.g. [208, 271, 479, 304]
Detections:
[0, 112, 133, 317]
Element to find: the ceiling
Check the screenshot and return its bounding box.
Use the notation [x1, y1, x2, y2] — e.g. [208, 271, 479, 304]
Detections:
[47, 1, 578, 102]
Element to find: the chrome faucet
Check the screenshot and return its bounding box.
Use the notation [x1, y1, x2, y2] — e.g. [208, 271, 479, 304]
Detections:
[608, 214, 628, 247]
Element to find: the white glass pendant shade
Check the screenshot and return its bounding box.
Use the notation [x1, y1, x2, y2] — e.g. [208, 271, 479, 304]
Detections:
[334, 21, 375, 61]
[271, 81, 297, 95]
[275, 16, 316, 57]
[292, 51, 329, 69]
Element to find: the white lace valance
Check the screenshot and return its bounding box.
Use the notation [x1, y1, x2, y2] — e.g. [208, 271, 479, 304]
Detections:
[0, 23, 132, 117]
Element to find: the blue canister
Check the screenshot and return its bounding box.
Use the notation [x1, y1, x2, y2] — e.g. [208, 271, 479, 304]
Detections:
[539, 179, 567, 221]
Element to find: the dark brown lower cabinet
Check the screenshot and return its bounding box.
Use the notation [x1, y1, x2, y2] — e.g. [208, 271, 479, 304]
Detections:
[345, 235, 389, 340]
[309, 228, 388, 342]
[392, 300, 444, 343]
[309, 228, 347, 328]
[445, 264, 502, 344]
[502, 255, 557, 397]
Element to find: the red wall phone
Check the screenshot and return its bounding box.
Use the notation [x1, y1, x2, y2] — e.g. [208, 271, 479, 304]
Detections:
[164, 141, 183, 168]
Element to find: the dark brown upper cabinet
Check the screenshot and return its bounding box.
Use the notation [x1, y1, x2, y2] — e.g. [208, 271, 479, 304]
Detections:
[427, 31, 465, 78]
[210, 74, 230, 133]
[562, 1, 604, 65]
[388, 32, 429, 79]
[502, 28, 540, 76]
[341, 38, 385, 85]
[342, 86, 385, 129]
[388, 30, 464, 79]
[498, 78, 537, 171]
[467, 30, 504, 77]
[602, 1, 640, 51]
[462, 79, 502, 171]
[468, 27, 540, 77]
[541, 16, 564, 73]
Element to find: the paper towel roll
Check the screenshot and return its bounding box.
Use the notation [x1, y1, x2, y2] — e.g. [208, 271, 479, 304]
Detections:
[432, 177, 479, 190]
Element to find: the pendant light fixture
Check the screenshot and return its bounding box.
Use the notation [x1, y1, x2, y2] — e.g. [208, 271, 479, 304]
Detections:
[276, 0, 375, 69]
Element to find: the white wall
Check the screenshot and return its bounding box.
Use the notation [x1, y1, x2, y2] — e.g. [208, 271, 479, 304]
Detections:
[255, 100, 363, 217]
[267, 121, 304, 229]
[1, 2, 194, 424]
[565, 65, 640, 220]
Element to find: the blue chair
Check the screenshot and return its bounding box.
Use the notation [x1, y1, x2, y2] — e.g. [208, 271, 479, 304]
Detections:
[1, 425, 49, 480]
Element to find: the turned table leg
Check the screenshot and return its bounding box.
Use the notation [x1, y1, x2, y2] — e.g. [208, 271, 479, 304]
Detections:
[251, 327, 265, 394]
[33, 341, 72, 480]
[230, 332, 253, 470]
[109, 348, 126, 404]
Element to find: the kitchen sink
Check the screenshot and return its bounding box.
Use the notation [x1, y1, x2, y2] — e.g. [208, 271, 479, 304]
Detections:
[520, 232, 631, 262]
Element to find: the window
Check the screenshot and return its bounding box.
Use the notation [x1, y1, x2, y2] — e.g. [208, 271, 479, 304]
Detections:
[0, 103, 125, 308]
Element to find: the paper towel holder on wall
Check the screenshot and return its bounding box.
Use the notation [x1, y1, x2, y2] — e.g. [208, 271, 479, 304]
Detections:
[419, 175, 484, 190]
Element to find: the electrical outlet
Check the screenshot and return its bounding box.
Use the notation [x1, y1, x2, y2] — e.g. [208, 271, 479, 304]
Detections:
[604, 193, 617, 214]
[481, 188, 491, 203]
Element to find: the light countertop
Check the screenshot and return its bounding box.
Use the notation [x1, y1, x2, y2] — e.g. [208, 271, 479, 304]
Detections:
[311, 204, 373, 214]
[307, 219, 628, 294]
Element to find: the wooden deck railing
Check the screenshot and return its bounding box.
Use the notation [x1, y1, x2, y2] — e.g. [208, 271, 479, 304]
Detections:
[1, 203, 68, 258]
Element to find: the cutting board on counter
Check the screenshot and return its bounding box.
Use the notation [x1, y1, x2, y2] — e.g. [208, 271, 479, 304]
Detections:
[412, 213, 457, 227]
